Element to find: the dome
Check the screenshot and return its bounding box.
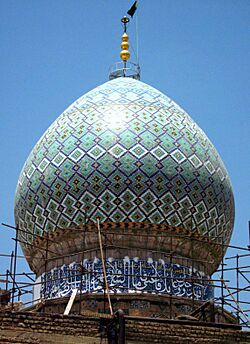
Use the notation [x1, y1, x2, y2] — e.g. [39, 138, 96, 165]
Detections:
[14, 77, 234, 248]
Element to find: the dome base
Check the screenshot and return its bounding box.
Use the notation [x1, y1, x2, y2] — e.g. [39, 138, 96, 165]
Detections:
[23, 222, 222, 277]
[29, 293, 238, 325]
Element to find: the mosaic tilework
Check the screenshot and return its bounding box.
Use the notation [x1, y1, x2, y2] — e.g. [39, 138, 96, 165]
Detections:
[39, 257, 213, 301]
[14, 77, 234, 245]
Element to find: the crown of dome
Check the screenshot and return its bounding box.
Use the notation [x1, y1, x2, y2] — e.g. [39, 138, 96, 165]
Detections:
[14, 77, 234, 247]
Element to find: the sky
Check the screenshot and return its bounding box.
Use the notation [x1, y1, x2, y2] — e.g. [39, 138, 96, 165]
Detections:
[0, 0, 250, 307]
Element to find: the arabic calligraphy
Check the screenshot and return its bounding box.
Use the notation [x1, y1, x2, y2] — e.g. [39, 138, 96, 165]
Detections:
[40, 257, 213, 300]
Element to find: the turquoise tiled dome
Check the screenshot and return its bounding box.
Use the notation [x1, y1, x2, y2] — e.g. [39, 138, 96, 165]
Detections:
[14, 77, 234, 245]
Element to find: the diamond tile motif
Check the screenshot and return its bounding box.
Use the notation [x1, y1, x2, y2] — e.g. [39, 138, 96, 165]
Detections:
[62, 136, 78, 154]
[59, 160, 75, 179]
[98, 190, 115, 215]
[119, 130, 138, 149]
[88, 145, 105, 160]
[97, 155, 116, 176]
[69, 148, 85, 162]
[171, 149, 186, 163]
[14, 77, 234, 248]
[120, 190, 136, 213]
[52, 152, 67, 167]
[160, 192, 176, 217]
[99, 131, 117, 150]
[108, 144, 126, 158]
[38, 158, 50, 173]
[140, 131, 157, 150]
[178, 196, 193, 220]
[62, 195, 77, 220]
[119, 154, 137, 175]
[141, 191, 156, 213]
[189, 154, 202, 168]
[151, 147, 168, 160]
[89, 172, 105, 196]
[80, 191, 95, 215]
[79, 132, 96, 150]
[130, 209, 146, 222]
[131, 144, 147, 158]
[159, 133, 177, 153]
[140, 154, 158, 176]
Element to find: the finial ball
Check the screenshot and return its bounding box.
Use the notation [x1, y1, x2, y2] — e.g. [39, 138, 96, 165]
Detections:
[121, 41, 129, 50]
[120, 50, 130, 61]
[122, 33, 129, 42]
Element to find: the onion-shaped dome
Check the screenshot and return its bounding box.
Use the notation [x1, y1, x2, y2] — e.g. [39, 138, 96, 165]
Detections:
[14, 77, 234, 254]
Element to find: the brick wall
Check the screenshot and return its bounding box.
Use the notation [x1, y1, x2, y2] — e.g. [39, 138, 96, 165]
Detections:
[0, 311, 249, 344]
[126, 318, 250, 344]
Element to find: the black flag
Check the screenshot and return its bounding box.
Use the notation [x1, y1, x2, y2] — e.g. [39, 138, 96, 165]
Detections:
[127, 1, 137, 18]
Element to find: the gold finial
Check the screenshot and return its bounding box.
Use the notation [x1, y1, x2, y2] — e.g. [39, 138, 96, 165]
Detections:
[120, 33, 130, 61]
[108, 15, 141, 80]
[120, 16, 130, 62]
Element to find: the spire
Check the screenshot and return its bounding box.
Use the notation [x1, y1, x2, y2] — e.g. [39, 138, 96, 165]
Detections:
[109, 16, 140, 80]
[120, 17, 130, 64]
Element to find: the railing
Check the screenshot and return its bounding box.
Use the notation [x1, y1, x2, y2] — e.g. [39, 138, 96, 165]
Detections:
[109, 61, 140, 80]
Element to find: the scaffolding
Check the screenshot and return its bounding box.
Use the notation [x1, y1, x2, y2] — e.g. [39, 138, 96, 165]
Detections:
[0, 221, 249, 332]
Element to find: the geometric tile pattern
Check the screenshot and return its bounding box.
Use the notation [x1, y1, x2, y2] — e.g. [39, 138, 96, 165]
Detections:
[14, 77, 234, 246]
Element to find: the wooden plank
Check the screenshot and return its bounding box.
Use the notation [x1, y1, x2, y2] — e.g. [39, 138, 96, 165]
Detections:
[64, 289, 77, 315]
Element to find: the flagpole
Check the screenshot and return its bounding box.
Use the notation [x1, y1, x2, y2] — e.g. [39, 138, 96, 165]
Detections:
[127, 1, 139, 64]
[136, 2, 139, 64]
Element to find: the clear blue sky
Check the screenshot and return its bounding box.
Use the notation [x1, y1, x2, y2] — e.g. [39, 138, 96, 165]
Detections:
[0, 0, 249, 300]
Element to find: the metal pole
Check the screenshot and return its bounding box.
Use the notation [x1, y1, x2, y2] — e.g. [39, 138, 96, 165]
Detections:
[103, 226, 107, 315]
[44, 232, 49, 291]
[191, 235, 195, 311]
[123, 61, 126, 77]
[220, 277, 250, 325]
[221, 233, 225, 320]
[170, 232, 173, 319]
[236, 254, 240, 323]
[248, 221, 250, 250]
[11, 228, 19, 309]
[10, 251, 14, 285]
[79, 225, 85, 315]
[6, 251, 14, 292]
[102, 229, 106, 315]
[135, 9, 139, 63]
[97, 218, 113, 316]
[5, 270, 9, 291]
